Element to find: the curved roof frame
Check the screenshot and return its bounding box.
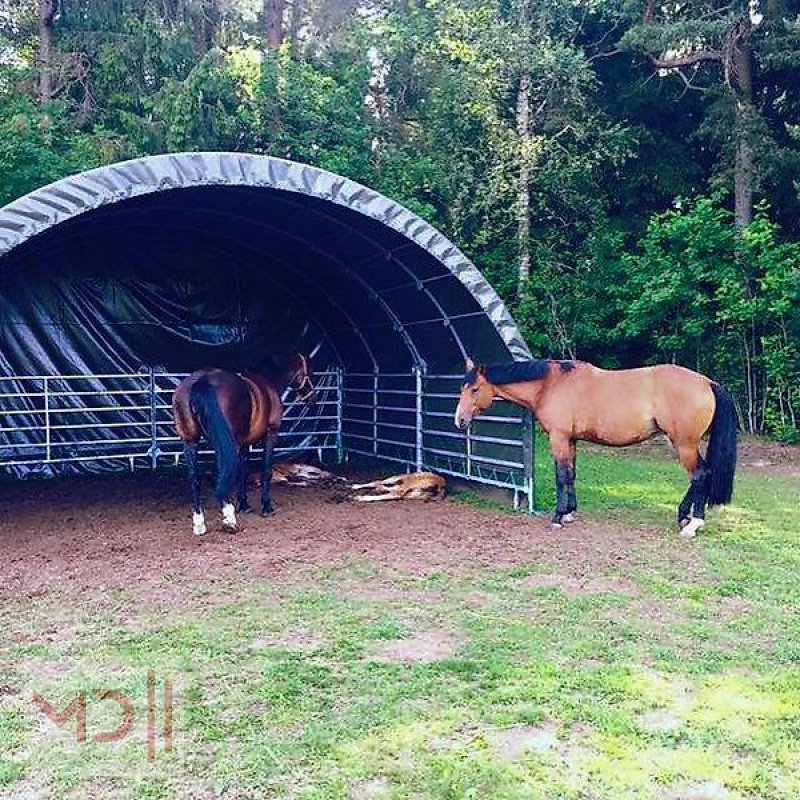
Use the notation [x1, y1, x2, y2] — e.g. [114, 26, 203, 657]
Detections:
[0, 152, 531, 368]
[39, 205, 396, 368]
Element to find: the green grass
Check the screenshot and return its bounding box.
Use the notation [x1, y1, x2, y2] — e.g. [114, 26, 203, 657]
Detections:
[1, 443, 799, 799]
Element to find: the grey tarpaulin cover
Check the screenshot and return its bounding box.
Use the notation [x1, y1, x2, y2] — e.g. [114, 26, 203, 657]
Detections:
[0, 152, 531, 477]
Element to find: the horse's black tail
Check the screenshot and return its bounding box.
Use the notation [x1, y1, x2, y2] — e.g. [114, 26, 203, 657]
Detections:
[707, 382, 738, 506]
[190, 377, 238, 504]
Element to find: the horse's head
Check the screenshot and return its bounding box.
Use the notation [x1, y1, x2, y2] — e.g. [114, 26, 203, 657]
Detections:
[286, 354, 317, 406]
[454, 358, 495, 430]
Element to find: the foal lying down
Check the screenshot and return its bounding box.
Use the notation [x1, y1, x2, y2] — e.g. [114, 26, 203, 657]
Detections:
[351, 472, 446, 502]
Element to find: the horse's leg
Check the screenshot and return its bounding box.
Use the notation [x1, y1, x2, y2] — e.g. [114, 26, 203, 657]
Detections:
[184, 444, 206, 536]
[260, 429, 279, 516]
[550, 433, 575, 528]
[676, 443, 708, 538]
[236, 445, 253, 513]
[677, 485, 693, 530]
[563, 440, 578, 523]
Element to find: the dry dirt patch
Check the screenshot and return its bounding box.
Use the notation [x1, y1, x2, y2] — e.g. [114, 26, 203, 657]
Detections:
[486, 722, 560, 758]
[248, 627, 328, 652]
[668, 782, 732, 800]
[348, 777, 391, 800]
[368, 629, 465, 664]
[522, 573, 639, 596]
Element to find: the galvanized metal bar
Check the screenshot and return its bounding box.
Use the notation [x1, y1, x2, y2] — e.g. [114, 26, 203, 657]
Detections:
[336, 367, 344, 463]
[521, 409, 535, 513]
[345, 447, 414, 467]
[422, 445, 523, 470]
[147, 367, 159, 470]
[422, 409, 523, 424]
[343, 402, 416, 413]
[415, 366, 424, 471]
[421, 428, 523, 447]
[43, 377, 51, 463]
[372, 370, 379, 455]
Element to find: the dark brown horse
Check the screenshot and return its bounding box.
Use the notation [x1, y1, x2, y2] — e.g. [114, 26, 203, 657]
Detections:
[173, 354, 316, 535]
[454, 358, 737, 536]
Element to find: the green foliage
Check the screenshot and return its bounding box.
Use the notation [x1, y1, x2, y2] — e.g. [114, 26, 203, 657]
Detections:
[0, 0, 798, 437]
[619, 197, 800, 434]
[0, 95, 124, 204]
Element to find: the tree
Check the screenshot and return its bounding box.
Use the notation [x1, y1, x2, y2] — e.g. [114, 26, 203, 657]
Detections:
[622, 0, 800, 228]
[38, 0, 57, 102]
[263, 0, 284, 48]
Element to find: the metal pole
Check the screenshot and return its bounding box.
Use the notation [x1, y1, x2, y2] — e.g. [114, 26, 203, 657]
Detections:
[43, 376, 51, 463]
[466, 426, 473, 479]
[373, 369, 379, 456]
[147, 367, 158, 470]
[336, 367, 344, 463]
[414, 366, 424, 471]
[521, 409, 535, 513]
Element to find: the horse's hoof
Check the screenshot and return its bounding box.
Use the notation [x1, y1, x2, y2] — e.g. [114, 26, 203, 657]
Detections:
[223, 523, 239, 534]
[679, 517, 704, 539]
[562, 512, 576, 524]
[678, 517, 690, 530]
[261, 508, 275, 517]
[193, 527, 207, 537]
[550, 521, 563, 531]
[238, 504, 254, 514]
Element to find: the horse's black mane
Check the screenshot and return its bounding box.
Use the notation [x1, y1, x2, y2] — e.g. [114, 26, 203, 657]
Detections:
[465, 359, 575, 386]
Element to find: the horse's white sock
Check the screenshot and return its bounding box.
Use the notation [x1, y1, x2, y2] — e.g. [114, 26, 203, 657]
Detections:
[192, 511, 207, 536]
[679, 517, 705, 538]
[221, 502, 238, 530]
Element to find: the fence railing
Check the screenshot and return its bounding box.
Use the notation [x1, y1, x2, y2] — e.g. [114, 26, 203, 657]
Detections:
[0, 368, 535, 510]
[0, 369, 341, 472]
[342, 371, 535, 511]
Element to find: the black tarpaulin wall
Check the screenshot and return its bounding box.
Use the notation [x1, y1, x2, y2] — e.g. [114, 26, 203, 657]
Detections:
[0, 152, 531, 478]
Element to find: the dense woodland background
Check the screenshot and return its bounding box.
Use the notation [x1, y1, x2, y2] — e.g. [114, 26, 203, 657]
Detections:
[0, 0, 798, 439]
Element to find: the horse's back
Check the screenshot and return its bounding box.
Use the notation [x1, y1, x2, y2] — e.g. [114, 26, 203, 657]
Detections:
[544, 362, 714, 444]
[586, 363, 715, 440]
[555, 364, 658, 442]
[173, 369, 253, 444]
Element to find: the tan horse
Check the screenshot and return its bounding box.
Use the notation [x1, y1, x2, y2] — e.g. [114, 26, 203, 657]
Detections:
[454, 358, 737, 536]
[172, 354, 316, 535]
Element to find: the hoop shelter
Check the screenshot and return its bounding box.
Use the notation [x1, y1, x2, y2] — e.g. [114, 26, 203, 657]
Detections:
[0, 153, 535, 506]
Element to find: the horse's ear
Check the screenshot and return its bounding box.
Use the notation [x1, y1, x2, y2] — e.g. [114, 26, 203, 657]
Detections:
[465, 357, 475, 371]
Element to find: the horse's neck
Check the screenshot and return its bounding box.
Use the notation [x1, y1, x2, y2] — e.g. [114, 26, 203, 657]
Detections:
[254, 365, 291, 391]
[494, 380, 545, 413]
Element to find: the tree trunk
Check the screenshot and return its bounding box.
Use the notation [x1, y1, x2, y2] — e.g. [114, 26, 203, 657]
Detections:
[516, 71, 531, 289]
[263, 0, 285, 49]
[38, 0, 57, 103]
[733, 41, 754, 228]
[289, 0, 303, 58]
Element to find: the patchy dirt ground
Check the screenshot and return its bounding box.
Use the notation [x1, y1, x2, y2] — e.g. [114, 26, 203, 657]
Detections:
[0, 468, 693, 613]
[2, 434, 797, 612]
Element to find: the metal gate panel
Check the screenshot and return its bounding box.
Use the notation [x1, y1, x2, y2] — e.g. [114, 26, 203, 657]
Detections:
[0, 370, 342, 475]
[1, 368, 534, 511]
[342, 371, 535, 511]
